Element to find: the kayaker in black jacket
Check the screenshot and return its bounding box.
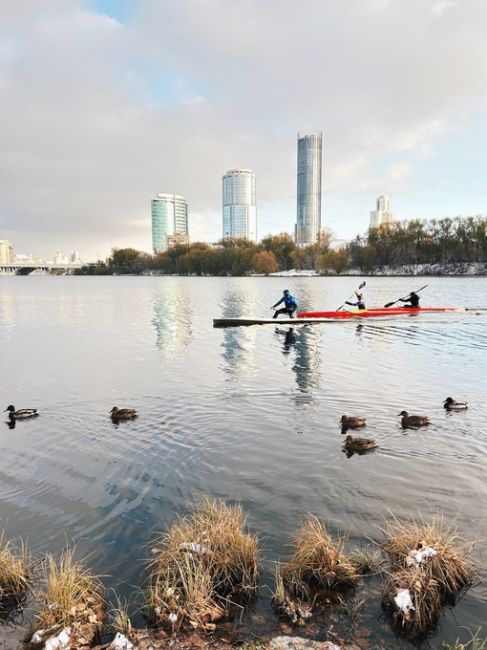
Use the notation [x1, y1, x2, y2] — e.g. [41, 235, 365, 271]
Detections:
[399, 291, 420, 308]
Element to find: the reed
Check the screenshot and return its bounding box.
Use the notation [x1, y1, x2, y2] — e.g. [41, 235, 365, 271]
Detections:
[109, 594, 133, 639]
[32, 548, 104, 644]
[381, 514, 474, 596]
[281, 516, 358, 596]
[147, 497, 259, 631]
[443, 630, 486, 650]
[0, 531, 30, 605]
[271, 564, 312, 625]
[382, 566, 442, 636]
[350, 544, 384, 576]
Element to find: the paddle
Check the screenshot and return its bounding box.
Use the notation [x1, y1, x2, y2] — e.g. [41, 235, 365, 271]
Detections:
[337, 281, 366, 311]
[384, 284, 429, 308]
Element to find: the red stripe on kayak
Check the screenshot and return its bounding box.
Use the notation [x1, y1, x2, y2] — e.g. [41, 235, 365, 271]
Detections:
[297, 307, 465, 319]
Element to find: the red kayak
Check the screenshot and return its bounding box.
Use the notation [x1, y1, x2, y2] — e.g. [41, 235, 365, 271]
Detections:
[297, 306, 465, 319]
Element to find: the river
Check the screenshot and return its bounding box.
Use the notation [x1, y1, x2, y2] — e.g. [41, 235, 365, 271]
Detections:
[0, 276, 486, 647]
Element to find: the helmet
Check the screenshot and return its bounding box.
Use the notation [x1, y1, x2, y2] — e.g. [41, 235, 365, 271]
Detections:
[283, 289, 289, 294]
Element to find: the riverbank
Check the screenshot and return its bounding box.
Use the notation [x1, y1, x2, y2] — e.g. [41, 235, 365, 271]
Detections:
[267, 262, 487, 277]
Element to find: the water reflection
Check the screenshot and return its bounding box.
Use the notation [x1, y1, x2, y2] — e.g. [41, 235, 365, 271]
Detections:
[292, 325, 321, 396]
[151, 282, 193, 351]
[0, 290, 15, 339]
[274, 327, 297, 354]
[220, 283, 256, 377]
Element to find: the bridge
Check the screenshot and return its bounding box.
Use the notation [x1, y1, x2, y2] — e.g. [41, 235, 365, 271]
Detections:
[0, 263, 81, 275]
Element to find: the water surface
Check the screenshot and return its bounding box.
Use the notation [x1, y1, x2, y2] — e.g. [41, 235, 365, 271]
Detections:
[1, 276, 486, 647]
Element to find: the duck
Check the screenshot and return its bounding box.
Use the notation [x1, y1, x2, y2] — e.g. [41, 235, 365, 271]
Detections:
[343, 435, 378, 453]
[397, 410, 430, 428]
[110, 406, 137, 421]
[340, 415, 366, 429]
[443, 397, 468, 411]
[4, 405, 39, 420]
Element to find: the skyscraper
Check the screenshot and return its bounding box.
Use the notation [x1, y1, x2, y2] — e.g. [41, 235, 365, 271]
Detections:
[151, 193, 189, 253]
[370, 195, 395, 228]
[295, 130, 322, 245]
[0, 240, 13, 264]
[222, 169, 257, 241]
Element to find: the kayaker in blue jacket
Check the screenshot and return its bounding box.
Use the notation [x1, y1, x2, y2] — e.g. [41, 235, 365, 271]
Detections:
[345, 290, 366, 310]
[272, 290, 298, 319]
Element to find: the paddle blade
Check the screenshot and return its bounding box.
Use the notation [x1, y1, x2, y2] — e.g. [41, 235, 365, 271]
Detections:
[359, 281, 366, 290]
[383, 301, 397, 308]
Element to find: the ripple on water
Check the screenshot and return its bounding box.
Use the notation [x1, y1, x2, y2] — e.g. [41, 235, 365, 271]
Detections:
[1, 276, 487, 646]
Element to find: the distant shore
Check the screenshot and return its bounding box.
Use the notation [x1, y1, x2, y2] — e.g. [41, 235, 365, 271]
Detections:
[3, 261, 487, 277]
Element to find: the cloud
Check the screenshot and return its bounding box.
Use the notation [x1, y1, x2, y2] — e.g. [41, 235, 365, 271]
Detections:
[1, 0, 487, 258]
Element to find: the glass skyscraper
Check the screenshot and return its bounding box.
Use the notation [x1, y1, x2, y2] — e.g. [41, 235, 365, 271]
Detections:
[222, 169, 257, 241]
[295, 130, 322, 245]
[151, 193, 189, 253]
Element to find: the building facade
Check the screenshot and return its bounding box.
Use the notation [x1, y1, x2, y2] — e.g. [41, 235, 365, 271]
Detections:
[166, 233, 190, 249]
[151, 193, 189, 253]
[295, 130, 322, 245]
[370, 195, 395, 228]
[0, 240, 13, 264]
[222, 169, 257, 241]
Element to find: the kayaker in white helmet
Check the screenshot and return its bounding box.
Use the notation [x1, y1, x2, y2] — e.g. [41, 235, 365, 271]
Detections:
[345, 290, 366, 310]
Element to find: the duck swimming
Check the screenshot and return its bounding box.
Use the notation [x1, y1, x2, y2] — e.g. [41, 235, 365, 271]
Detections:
[110, 406, 137, 421]
[343, 435, 378, 453]
[340, 415, 366, 429]
[4, 405, 39, 419]
[443, 397, 468, 410]
[397, 410, 430, 428]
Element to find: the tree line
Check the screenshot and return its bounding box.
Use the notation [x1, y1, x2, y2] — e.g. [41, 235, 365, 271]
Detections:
[75, 216, 487, 276]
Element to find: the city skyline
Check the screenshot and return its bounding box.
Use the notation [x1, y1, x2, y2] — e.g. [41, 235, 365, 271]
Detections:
[1, 1, 487, 259]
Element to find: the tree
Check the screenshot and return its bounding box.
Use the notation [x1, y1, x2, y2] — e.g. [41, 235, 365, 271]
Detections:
[260, 233, 296, 269]
[315, 248, 349, 275]
[110, 248, 149, 274]
[252, 250, 278, 274]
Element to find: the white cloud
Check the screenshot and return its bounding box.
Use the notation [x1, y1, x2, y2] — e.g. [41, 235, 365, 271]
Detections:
[1, 0, 487, 258]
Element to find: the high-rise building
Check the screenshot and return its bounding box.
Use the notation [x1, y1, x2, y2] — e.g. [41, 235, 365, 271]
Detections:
[222, 169, 257, 241]
[295, 130, 323, 245]
[0, 240, 13, 264]
[151, 193, 189, 253]
[370, 195, 395, 228]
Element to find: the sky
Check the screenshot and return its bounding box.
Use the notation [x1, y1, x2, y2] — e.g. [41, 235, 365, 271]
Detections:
[1, 0, 487, 261]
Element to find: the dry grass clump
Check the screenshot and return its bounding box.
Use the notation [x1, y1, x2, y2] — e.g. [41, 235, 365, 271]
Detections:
[350, 544, 384, 576]
[382, 567, 442, 636]
[31, 548, 105, 646]
[443, 630, 486, 650]
[280, 516, 358, 598]
[271, 565, 312, 625]
[147, 497, 260, 632]
[0, 531, 30, 607]
[381, 514, 474, 596]
[381, 514, 475, 637]
[109, 595, 134, 639]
